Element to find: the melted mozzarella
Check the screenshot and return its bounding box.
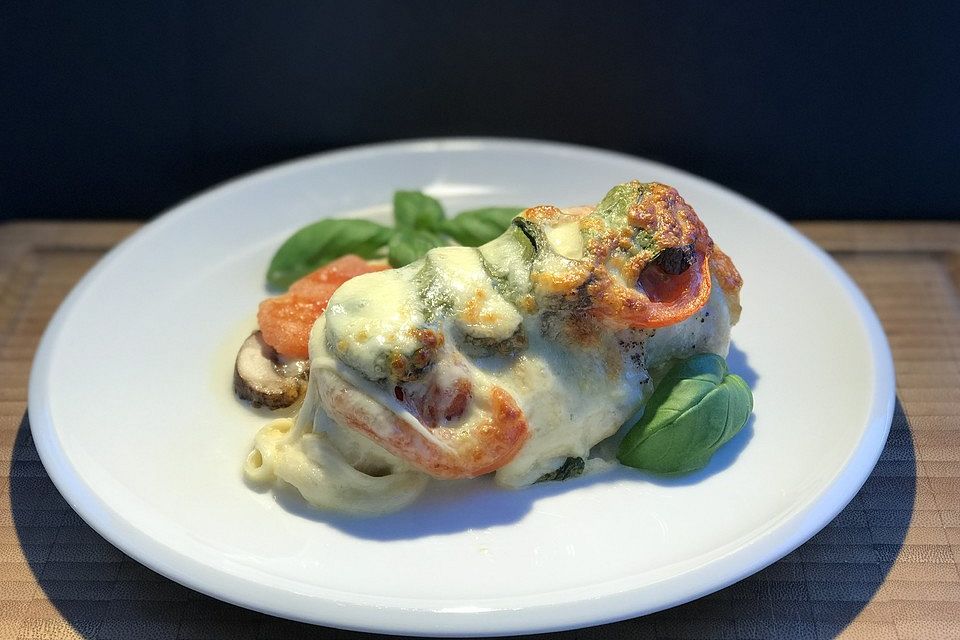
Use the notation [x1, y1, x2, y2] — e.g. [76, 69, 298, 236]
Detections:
[247, 230, 734, 513]
[422, 248, 522, 341]
[542, 219, 584, 259]
[244, 406, 428, 516]
[322, 267, 425, 380]
[486, 316, 646, 486]
[488, 278, 731, 487]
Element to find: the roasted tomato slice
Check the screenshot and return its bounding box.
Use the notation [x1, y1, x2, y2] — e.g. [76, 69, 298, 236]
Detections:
[584, 182, 715, 329]
[627, 243, 712, 327]
[258, 255, 388, 359]
[317, 367, 529, 479]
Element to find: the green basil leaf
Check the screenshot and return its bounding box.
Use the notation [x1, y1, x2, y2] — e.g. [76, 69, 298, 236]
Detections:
[266, 219, 392, 290]
[617, 353, 753, 475]
[441, 207, 524, 246]
[388, 229, 443, 267]
[394, 191, 445, 232]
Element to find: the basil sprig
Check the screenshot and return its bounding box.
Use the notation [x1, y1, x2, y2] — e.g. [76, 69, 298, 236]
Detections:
[441, 207, 525, 247]
[388, 228, 443, 268]
[266, 191, 525, 287]
[266, 219, 393, 289]
[393, 191, 445, 232]
[618, 353, 753, 474]
[388, 191, 447, 267]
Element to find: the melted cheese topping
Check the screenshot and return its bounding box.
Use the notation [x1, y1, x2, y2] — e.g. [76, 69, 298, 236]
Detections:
[245, 200, 737, 514]
[423, 248, 523, 341]
[323, 267, 425, 380]
[244, 391, 428, 516]
[490, 279, 731, 487]
[542, 219, 584, 259]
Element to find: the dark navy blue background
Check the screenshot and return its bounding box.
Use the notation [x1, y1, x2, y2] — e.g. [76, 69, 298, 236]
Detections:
[2, 2, 958, 221]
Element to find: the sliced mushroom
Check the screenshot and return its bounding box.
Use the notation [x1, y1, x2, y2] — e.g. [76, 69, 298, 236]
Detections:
[234, 331, 309, 409]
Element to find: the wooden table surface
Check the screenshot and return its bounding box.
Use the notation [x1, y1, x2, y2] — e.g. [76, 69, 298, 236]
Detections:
[2, 221, 959, 640]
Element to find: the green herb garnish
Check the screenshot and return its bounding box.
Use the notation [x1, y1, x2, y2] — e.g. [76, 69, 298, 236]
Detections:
[388, 228, 444, 268]
[618, 353, 753, 474]
[266, 219, 393, 289]
[536, 457, 586, 483]
[393, 191, 445, 232]
[267, 192, 524, 287]
[441, 207, 525, 247]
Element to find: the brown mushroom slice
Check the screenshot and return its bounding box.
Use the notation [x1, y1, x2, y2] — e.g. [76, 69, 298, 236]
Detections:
[234, 331, 308, 409]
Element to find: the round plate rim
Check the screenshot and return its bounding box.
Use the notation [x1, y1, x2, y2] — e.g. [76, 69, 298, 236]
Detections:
[27, 137, 895, 636]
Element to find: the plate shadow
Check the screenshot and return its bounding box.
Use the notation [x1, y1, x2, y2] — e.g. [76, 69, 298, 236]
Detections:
[11, 397, 910, 639]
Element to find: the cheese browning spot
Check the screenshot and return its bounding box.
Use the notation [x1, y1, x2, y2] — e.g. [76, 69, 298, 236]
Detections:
[522, 204, 565, 224]
[461, 288, 489, 325]
[518, 294, 538, 314]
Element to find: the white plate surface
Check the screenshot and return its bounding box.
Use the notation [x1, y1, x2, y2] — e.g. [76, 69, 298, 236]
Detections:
[29, 139, 894, 636]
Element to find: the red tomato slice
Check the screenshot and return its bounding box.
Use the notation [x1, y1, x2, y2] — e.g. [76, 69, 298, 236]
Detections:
[258, 256, 388, 359]
[292, 255, 389, 288]
[628, 249, 712, 328]
[257, 295, 327, 360]
[287, 280, 339, 301]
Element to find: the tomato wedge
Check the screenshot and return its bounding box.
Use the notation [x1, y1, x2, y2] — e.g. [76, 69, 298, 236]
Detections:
[583, 182, 718, 329]
[258, 256, 389, 359]
[290, 254, 389, 289]
[627, 247, 712, 327]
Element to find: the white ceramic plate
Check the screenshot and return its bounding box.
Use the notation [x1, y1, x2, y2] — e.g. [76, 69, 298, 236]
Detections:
[29, 139, 894, 636]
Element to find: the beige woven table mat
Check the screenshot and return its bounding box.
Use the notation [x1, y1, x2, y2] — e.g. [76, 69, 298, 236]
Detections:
[2, 221, 958, 640]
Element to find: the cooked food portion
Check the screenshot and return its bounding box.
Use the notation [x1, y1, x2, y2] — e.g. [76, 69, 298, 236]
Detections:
[246, 181, 745, 514]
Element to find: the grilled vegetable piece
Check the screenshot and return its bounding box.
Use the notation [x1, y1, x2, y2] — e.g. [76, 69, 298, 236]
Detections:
[234, 331, 309, 409]
[258, 256, 389, 359]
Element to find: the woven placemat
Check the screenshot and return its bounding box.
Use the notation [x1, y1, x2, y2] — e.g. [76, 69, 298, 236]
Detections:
[2, 221, 958, 640]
